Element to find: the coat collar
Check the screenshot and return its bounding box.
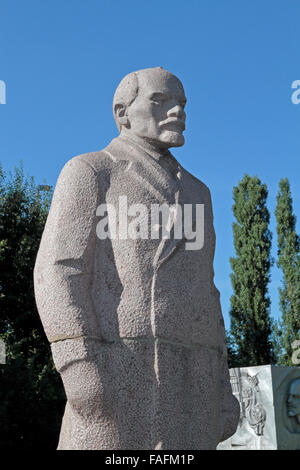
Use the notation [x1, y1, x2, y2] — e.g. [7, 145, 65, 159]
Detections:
[104, 135, 181, 205]
[103, 135, 201, 268]
[117, 134, 172, 162]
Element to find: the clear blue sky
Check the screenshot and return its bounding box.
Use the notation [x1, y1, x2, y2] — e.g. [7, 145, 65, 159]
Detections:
[1, 0, 300, 329]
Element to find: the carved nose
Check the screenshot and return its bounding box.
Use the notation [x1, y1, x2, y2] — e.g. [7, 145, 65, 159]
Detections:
[168, 105, 185, 119]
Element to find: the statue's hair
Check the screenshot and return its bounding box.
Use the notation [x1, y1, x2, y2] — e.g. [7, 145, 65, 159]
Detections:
[113, 71, 139, 132]
[112, 67, 168, 132]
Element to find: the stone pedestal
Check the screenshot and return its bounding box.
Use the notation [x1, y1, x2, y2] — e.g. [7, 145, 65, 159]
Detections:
[217, 365, 300, 450]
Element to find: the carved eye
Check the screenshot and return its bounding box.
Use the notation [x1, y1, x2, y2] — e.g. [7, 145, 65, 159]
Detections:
[150, 93, 166, 104]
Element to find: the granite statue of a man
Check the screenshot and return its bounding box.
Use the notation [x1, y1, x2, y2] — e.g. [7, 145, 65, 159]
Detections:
[34, 67, 239, 450]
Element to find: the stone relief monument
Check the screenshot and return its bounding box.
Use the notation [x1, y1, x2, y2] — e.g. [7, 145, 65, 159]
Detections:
[34, 67, 239, 450]
[230, 368, 267, 437]
[287, 378, 300, 425]
[218, 365, 300, 450]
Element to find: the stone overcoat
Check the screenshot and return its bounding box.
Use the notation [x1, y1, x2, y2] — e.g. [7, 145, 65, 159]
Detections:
[34, 135, 239, 449]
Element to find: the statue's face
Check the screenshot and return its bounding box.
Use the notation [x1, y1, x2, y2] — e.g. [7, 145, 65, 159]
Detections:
[124, 70, 187, 149]
[287, 380, 300, 417]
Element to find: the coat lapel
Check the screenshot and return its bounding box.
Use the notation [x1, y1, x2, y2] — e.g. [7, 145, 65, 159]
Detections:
[153, 168, 201, 269]
[105, 136, 178, 203]
[104, 136, 198, 269]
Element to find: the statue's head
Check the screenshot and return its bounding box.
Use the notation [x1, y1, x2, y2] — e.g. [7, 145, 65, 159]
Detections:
[287, 378, 300, 423]
[113, 67, 187, 149]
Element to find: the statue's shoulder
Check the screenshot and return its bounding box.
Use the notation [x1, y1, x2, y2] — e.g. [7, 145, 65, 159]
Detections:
[182, 167, 212, 200]
[64, 137, 127, 175]
[65, 149, 114, 175]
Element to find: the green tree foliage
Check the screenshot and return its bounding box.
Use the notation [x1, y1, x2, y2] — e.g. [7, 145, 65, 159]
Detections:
[274, 178, 300, 365]
[0, 163, 65, 449]
[225, 329, 240, 368]
[229, 174, 274, 366]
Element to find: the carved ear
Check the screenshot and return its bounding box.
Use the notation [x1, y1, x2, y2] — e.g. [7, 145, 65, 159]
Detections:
[114, 103, 130, 128]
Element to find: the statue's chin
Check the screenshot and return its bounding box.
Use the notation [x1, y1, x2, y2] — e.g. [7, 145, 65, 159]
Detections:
[159, 130, 185, 148]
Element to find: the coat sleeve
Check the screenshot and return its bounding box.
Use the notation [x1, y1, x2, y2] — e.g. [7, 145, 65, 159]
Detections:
[34, 156, 102, 373]
[204, 186, 240, 443]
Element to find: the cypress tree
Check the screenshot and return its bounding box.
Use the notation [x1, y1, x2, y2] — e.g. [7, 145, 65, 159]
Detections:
[229, 174, 274, 366]
[275, 178, 300, 365]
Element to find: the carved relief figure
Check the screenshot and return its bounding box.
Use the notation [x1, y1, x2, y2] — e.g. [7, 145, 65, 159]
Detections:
[287, 378, 300, 426]
[229, 368, 266, 446]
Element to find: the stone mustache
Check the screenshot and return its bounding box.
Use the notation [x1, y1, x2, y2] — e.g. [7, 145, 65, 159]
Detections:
[34, 67, 239, 450]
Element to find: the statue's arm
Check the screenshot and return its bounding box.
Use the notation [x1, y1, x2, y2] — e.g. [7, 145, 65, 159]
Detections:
[204, 186, 240, 442]
[34, 157, 103, 418]
[215, 289, 240, 442]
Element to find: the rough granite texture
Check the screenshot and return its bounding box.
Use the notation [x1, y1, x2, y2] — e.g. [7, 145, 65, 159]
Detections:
[34, 67, 239, 450]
